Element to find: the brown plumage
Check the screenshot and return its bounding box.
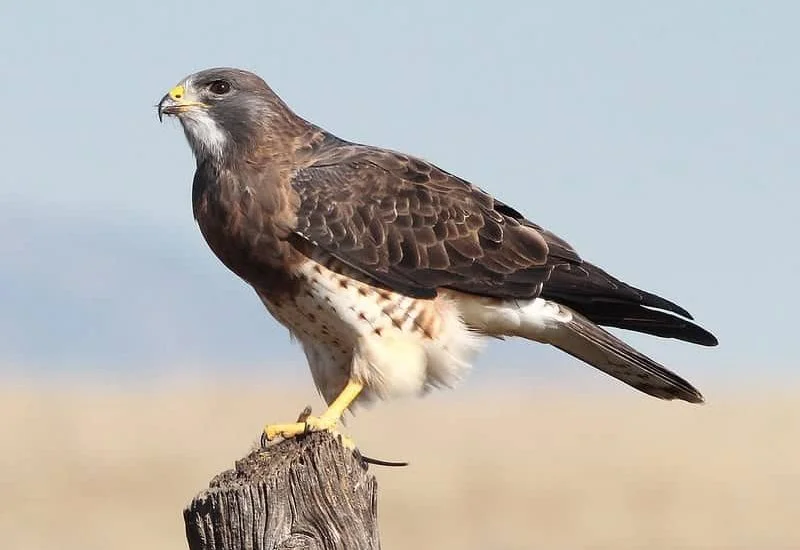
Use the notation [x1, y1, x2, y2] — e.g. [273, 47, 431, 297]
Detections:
[158, 67, 718, 428]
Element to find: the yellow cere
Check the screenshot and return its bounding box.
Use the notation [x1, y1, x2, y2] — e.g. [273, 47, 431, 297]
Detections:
[168, 85, 185, 101]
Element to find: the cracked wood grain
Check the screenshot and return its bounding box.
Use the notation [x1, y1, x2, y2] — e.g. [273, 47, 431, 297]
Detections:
[183, 432, 380, 550]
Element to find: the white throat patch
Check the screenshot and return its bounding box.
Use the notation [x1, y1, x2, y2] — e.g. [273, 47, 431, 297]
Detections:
[180, 108, 229, 163]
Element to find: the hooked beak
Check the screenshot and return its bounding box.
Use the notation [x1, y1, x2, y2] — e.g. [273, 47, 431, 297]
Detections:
[157, 84, 207, 122]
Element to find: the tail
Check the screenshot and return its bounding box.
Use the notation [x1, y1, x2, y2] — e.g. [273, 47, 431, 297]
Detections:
[457, 296, 705, 403]
[543, 305, 704, 403]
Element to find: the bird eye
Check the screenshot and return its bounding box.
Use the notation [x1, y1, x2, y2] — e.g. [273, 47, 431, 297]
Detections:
[207, 80, 231, 95]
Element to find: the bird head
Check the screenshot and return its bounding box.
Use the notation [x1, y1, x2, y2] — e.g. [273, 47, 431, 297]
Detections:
[158, 67, 289, 164]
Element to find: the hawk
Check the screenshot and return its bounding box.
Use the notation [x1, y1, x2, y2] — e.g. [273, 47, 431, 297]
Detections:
[157, 68, 717, 442]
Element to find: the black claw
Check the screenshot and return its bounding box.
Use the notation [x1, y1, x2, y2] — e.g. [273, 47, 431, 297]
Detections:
[296, 406, 313, 423]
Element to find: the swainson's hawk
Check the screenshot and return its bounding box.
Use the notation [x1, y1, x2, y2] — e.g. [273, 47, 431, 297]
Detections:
[157, 68, 717, 442]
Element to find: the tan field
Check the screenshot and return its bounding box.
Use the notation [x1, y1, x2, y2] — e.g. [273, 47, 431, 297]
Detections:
[1, 376, 798, 550]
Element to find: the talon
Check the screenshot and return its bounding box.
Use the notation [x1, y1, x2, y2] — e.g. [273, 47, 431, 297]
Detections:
[263, 413, 338, 442]
[261, 380, 365, 445]
[263, 424, 286, 442]
[296, 406, 313, 423]
[303, 414, 336, 433]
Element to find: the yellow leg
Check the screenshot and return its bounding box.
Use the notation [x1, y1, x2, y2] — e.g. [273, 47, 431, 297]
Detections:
[264, 380, 364, 443]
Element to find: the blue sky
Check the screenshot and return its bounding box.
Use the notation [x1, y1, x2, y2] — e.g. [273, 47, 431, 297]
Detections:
[1, 2, 797, 390]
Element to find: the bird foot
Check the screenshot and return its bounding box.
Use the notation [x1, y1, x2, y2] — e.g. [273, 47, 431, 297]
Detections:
[261, 405, 407, 467]
[262, 406, 356, 449]
[262, 381, 364, 450]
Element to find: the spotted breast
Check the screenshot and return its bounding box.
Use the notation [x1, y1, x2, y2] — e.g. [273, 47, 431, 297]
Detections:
[256, 255, 483, 408]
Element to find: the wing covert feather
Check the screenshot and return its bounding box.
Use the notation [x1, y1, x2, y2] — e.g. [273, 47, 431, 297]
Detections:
[290, 148, 557, 299]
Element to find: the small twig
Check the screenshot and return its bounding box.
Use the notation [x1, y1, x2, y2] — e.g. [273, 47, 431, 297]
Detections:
[359, 454, 410, 468]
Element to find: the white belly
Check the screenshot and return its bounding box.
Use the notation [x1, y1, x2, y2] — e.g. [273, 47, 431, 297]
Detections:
[256, 258, 483, 408]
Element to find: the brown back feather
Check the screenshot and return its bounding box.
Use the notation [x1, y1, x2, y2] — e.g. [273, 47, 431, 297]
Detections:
[291, 144, 559, 299]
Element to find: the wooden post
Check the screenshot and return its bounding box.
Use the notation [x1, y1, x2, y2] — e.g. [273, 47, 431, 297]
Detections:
[183, 432, 381, 550]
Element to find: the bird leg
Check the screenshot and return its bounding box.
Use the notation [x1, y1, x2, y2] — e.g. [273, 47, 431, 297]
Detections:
[263, 380, 364, 445]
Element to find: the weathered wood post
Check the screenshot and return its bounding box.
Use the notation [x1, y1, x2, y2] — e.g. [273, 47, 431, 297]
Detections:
[183, 432, 381, 550]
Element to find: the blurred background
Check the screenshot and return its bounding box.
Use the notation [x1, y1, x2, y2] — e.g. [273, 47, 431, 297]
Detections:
[1, 1, 798, 549]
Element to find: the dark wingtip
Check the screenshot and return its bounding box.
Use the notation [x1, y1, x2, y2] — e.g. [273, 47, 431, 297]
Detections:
[639, 290, 694, 320]
[703, 332, 719, 347]
[682, 324, 719, 347]
[626, 290, 719, 347]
